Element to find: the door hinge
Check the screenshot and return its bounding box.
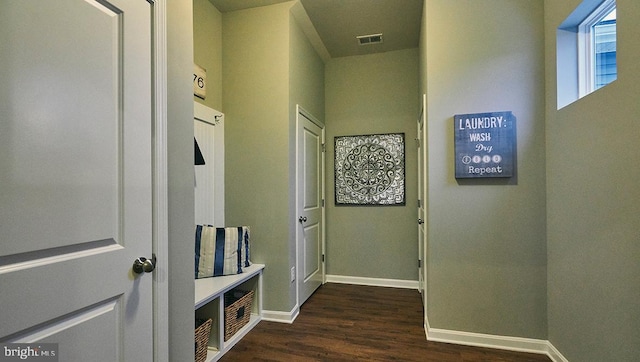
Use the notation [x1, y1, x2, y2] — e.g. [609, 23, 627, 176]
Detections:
[416, 138, 421, 148]
[418, 199, 421, 208]
[322, 143, 326, 152]
[322, 254, 325, 262]
[418, 259, 422, 268]
[322, 199, 325, 207]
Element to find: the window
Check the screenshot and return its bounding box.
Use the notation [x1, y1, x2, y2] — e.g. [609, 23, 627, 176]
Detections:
[556, 0, 617, 109]
[579, 0, 617, 96]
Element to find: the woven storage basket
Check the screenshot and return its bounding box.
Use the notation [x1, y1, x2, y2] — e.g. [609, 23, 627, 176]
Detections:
[224, 290, 254, 341]
[195, 318, 212, 362]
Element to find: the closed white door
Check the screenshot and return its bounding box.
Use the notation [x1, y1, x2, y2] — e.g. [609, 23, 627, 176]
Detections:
[0, 1, 155, 360]
[417, 94, 427, 299]
[296, 106, 325, 306]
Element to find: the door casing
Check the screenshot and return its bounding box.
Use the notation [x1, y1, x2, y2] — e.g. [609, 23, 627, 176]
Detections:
[417, 93, 428, 324]
[295, 105, 326, 310]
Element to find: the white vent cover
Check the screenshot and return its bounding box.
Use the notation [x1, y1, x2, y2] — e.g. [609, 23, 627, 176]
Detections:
[356, 33, 383, 45]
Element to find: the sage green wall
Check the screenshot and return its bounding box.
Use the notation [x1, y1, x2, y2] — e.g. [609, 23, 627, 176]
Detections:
[168, 1, 195, 360]
[544, 0, 640, 360]
[325, 49, 419, 281]
[289, 12, 325, 122]
[223, 2, 291, 312]
[193, 0, 222, 110]
[222, 1, 325, 313]
[421, 0, 547, 339]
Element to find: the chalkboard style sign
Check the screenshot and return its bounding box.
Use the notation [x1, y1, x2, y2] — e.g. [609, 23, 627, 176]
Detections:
[454, 111, 515, 179]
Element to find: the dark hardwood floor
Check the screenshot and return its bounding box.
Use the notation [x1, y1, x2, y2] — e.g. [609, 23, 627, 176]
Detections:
[221, 283, 551, 361]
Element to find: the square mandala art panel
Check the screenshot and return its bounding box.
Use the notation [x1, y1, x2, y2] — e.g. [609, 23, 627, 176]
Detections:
[334, 133, 405, 206]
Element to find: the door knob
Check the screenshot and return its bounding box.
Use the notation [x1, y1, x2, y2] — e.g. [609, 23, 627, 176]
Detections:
[298, 216, 307, 223]
[418, 218, 424, 225]
[133, 254, 156, 274]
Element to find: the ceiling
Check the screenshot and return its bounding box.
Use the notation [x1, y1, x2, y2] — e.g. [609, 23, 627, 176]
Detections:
[208, 0, 423, 58]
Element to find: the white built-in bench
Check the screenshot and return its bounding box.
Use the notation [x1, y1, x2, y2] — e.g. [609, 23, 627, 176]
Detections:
[194, 263, 265, 362]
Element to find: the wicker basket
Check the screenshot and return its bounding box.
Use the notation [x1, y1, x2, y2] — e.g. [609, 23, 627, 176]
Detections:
[224, 289, 254, 341]
[195, 318, 212, 362]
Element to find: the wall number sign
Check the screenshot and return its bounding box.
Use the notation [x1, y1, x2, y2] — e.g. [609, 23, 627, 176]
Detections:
[193, 63, 206, 99]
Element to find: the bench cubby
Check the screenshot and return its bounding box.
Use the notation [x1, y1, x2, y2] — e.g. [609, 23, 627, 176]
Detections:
[194, 263, 264, 362]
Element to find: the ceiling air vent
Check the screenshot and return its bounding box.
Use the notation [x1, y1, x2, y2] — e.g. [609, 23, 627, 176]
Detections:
[356, 33, 383, 45]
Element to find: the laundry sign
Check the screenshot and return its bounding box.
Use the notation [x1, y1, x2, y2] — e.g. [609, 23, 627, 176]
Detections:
[454, 111, 516, 179]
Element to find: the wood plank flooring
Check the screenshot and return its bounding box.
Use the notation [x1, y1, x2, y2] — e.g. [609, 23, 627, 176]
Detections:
[221, 283, 551, 361]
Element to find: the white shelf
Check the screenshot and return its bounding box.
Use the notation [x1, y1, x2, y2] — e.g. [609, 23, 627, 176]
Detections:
[195, 263, 265, 309]
[205, 347, 220, 362]
[195, 263, 265, 362]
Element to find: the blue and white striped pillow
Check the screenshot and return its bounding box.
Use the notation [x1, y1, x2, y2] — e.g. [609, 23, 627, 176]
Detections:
[195, 225, 251, 279]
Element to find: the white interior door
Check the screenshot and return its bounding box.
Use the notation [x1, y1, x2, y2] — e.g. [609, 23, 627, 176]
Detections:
[296, 106, 325, 306]
[0, 1, 155, 360]
[417, 94, 427, 300]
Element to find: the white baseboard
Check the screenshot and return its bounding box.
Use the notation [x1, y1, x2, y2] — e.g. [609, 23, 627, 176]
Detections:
[546, 341, 570, 362]
[262, 306, 299, 324]
[424, 323, 569, 362]
[325, 274, 419, 289]
[426, 326, 549, 355]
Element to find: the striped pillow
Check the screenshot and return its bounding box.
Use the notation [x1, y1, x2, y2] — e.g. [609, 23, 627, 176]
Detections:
[195, 225, 251, 279]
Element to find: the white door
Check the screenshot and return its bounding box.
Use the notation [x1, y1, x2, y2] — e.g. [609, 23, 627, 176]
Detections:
[0, 1, 156, 361]
[417, 94, 427, 299]
[296, 106, 325, 306]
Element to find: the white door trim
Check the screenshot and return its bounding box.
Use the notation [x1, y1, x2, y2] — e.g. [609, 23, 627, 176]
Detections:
[152, 1, 169, 361]
[419, 93, 429, 331]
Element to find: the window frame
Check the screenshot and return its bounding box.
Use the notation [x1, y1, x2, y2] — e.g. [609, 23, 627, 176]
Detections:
[577, 0, 616, 97]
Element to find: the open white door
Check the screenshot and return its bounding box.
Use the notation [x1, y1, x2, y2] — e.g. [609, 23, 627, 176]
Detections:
[296, 106, 325, 306]
[0, 1, 157, 360]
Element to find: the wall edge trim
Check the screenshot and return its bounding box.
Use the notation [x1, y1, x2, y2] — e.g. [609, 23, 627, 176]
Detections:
[424, 325, 569, 362]
[325, 274, 419, 289]
[546, 341, 570, 362]
[262, 306, 299, 324]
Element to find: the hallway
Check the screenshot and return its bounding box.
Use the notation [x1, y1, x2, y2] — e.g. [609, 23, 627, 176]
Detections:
[221, 283, 551, 361]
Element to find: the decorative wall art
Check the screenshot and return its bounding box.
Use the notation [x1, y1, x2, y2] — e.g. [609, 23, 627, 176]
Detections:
[454, 111, 516, 179]
[334, 133, 405, 206]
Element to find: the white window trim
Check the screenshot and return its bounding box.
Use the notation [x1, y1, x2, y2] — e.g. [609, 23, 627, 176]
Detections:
[577, 0, 616, 97]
